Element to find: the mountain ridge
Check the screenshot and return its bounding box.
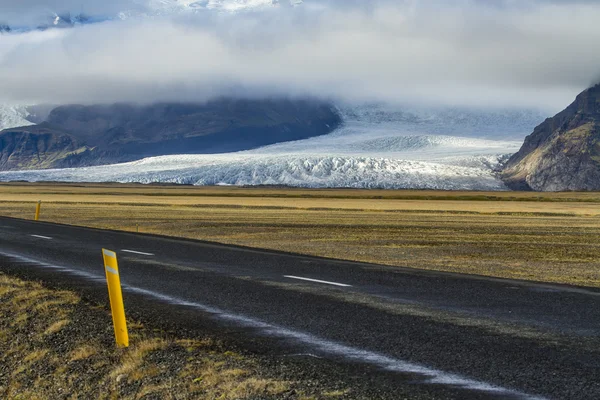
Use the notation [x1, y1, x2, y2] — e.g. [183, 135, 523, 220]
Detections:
[0, 123, 86, 170]
[0, 99, 341, 170]
[501, 84, 600, 191]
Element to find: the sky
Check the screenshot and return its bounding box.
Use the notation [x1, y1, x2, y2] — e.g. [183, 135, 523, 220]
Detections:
[1, 0, 599, 112]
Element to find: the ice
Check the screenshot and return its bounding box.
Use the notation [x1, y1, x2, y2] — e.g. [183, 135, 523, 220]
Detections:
[0, 104, 34, 130]
[0, 154, 509, 190]
[0, 104, 543, 190]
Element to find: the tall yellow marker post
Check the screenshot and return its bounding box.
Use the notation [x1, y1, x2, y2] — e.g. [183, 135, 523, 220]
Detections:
[102, 249, 129, 348]
[34, 201, 41, 221]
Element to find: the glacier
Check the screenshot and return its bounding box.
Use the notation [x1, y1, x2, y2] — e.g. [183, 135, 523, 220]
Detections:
[144, 0, 301, 14]
[0, 105, 544, 190]
[0, 104, 34, 131]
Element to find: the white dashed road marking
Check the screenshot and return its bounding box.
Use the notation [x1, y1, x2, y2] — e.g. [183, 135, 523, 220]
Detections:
[122, 249, 155, 256]
[30, 234, 52, 240]
[284, 275, 352, 287]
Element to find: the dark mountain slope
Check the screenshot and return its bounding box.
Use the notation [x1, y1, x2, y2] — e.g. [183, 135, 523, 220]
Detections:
[0, 98, 341, 170]
[0, 123, 86, 170]
[501, 84, 600, 191]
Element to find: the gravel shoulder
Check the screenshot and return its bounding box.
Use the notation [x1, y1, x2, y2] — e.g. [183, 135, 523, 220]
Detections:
[0, 272, 354, 400]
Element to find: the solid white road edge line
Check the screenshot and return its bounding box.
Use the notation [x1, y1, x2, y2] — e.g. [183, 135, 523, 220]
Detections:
[122, 249, 155, 256]
[30, 234, 52, 240]
[0, 250, 546, 400]
[284, 275, 352, 287]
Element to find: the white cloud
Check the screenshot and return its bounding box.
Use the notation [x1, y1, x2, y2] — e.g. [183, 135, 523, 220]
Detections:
[1, 0, 599, 111]
[0, 1, 142, 26]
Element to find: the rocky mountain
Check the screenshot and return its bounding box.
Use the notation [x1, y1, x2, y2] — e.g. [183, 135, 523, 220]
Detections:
[501, 84, 600, 191]
[0, 13, 90, 34]
[0, 124, 83, 170]
[0, 99, 341, 170]
[0, 0, 302, 34]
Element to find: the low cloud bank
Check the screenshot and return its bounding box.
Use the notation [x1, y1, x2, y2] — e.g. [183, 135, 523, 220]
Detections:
[1, 0, 600, 111]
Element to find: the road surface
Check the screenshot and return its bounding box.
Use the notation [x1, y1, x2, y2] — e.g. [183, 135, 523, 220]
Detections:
[1, 216, 599, 399]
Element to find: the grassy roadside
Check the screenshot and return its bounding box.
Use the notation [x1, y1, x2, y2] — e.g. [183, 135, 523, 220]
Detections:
[0, 272, 348, 400]
[2, 183, 600, 287]
[4, 182, 600, 202]
[4, 183, 600, 215]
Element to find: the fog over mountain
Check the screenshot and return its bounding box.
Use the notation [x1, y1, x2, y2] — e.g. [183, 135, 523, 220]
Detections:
[1, 0, 600, 110]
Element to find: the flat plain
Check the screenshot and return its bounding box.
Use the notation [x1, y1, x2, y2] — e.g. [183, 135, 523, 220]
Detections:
[2, 182, 600, 287]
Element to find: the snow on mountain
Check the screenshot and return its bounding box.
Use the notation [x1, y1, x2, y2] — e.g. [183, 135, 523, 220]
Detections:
[0, 105, 34, 130]
[256, 105, 535, 157]
[150, 0, 300, 12]
[0, 105, 543, 190]
[125, 0, 299, 18]
[0, 0, 299, 33]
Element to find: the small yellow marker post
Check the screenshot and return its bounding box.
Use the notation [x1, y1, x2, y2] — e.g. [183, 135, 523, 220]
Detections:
[102, 249, 129, 348]
[34, 200, 41, 221]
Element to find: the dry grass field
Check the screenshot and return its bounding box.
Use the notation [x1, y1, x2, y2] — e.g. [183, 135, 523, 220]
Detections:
[2, 183, 600, 287]
[0, 273, 350, 399]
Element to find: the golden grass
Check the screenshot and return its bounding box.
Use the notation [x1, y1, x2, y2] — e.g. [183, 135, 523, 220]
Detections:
[324, 389, 351, 397]
[183, 363, 290, 400]
[23, 349, 50, 363]
[4, 181, 600, 201]
[2, 183, 600, 287]
[69, 344, 98, 362]
[43, 319, 71, 335]
[0, 273, 303, 399]
[109, 338, 168, 380]
[4, 183, 600, 215]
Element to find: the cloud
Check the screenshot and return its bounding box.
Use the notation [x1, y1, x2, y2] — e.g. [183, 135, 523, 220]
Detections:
[0, 0, 145, 26]
[1, 0, 599, 111]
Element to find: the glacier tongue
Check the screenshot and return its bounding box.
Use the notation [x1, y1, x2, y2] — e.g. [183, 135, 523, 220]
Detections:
[0, 154, 509, 190]
[0, 104, 541, 190]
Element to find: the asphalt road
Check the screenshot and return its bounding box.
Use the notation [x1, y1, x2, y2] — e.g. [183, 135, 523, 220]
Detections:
[1, 216, 599, 399]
